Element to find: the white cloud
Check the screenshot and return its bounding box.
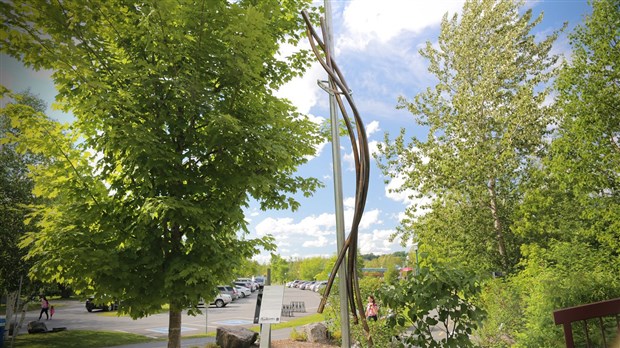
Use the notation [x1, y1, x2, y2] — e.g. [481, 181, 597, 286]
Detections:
[339, 0, 463, 51]
[253, 206, 383, 258]
[385, 172, 432, 217]
[359, 229, 399, 254]
[343, 196, 356, 209]
[385, 173, 415, 204]
[275, 62, 325, 114]
[366, 120, 380, 137]
[303, 235, 329, 248]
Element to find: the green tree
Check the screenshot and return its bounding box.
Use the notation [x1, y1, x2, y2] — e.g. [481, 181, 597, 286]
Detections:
[269, 253, 290, 284]
[298, 256, 327, 280]
[511, 0, 620, 345]
[0, 89, 48, 337]
[1, 1, 320, 347]
[378, 0, 561, 274]
[0, 90, 41, 293]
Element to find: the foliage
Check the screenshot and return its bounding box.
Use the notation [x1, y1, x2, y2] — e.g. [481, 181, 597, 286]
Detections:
[474, 278, 521, 348]
[270, 253, 290, 284]
[363, 253, 404, 270]
[298, 256, 328, 280]
[12, 330, 155, 348]
[1, 1, 321, 346]
[323, 276, 403, 347]
[290, 327, 308, 341]
[377, 0, 561, 274]
[350, 317, 404, 348]
[511, 242, 620, 347]
[0, 89, 42, 293]
[383, 265, 400, 283]
[378, 262, 485, 348]
[509, 0, 620, 345]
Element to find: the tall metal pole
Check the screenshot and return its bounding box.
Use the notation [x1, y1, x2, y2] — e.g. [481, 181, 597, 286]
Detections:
[324, 1, 350, 346]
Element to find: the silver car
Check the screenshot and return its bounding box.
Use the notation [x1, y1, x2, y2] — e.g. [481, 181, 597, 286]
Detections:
[234, 285, 251, 298]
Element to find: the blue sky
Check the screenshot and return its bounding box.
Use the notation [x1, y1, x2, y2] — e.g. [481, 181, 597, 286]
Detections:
[0, 1, 592, 263]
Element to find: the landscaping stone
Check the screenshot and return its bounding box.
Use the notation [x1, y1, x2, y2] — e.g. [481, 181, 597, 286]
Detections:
[27, 321, 47, 334]
[216, 326, 258, 348]
[304, 322, 329, 343]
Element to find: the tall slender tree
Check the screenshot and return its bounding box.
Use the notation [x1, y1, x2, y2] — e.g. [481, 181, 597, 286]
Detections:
[1, 1, 321, 347]
[378, 0, 561, 274]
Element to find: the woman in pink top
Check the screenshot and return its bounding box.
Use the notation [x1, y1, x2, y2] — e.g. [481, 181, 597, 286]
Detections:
[38, 295, 49, 320]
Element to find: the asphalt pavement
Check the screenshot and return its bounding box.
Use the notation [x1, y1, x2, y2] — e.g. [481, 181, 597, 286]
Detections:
[11, 287, 321, 347]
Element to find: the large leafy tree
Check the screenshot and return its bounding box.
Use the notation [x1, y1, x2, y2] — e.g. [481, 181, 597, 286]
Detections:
[510, 1, 620, 344]
[1, 1, 321, 346]
[378, 0, 561, 274]
[0, 90, 43, 294]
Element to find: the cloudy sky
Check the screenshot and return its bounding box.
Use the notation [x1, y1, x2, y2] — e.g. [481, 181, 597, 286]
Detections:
[0, 0, 592, 263]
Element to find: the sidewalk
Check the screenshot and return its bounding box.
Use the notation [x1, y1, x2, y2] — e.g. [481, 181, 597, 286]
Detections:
[109, 327, 294, 348]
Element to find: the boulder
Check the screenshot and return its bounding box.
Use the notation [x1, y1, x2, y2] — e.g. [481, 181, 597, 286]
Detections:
[27, 321, 47, 334]
[304, 322, 329, 343]
[216, 326, 258, 348]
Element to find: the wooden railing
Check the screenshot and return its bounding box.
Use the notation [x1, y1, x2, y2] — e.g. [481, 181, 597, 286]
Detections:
[553, 297, 620, 348]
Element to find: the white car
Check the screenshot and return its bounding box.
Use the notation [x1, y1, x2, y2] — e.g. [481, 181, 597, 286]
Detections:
[212, 293, 232, 308]
[199, 293, 232, 308]
[235, 285, 251, 298]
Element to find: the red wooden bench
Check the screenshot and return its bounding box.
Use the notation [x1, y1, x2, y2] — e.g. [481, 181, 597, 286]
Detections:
[553, 297, 620, 348]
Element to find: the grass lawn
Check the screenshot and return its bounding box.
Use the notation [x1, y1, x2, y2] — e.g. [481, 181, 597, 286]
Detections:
[183, 312, 326, 339]
[11, 330, 158, 348]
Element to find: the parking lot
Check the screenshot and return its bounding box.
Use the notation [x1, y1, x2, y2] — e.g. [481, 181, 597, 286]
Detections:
[13, 287, 322, 339]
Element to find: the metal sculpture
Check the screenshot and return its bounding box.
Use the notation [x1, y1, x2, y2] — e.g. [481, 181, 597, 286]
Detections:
[301, 10, 373, 345]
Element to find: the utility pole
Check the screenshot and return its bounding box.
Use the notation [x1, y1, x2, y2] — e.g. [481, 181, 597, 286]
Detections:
[324, 1, 351, 346]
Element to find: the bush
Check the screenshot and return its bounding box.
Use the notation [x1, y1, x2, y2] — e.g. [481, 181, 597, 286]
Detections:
[475, 278, 521, 347]
[290, 327, 308, 341]
[322, 278, 403, 347]
[378, 261, 485, 348]
[511, 242, 620, 347]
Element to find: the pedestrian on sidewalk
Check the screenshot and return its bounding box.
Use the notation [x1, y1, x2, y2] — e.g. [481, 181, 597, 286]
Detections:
[38, 295, 50, 320]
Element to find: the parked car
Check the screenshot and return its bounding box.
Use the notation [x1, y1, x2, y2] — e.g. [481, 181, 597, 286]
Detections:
[254, 276, 265, 286]
[199, 293, 232, 308]
[217, 285, 239, 300]
[234, 285, 251, 298]
[312, 280, 328, 292]
[211, 293, 232, 308]
[237, 278, 259, 291]
[287, 280, 302, 288]
[234, 280, 255, 292]
[85, 297, 118, 312]
[301, 281, 316, 290]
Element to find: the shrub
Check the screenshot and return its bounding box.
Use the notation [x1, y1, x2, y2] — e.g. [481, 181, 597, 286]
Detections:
[378, 261, 485, 348]
[290, 327, 308, 341]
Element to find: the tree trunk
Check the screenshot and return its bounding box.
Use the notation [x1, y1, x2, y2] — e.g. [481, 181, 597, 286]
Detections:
[167, 303, 182, 348]
[488, 178, 508, 271]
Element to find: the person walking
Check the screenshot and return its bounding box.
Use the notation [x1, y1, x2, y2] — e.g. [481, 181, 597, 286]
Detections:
[38, 295, 50, 320]
[365, 295, 379, 321]
[50, 305, 55, 319]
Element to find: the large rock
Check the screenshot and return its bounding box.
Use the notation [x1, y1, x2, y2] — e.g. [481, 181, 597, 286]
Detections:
[216, 326, 258, 348]
[304, 322, 329, 343]
[27, 321, 47, 334]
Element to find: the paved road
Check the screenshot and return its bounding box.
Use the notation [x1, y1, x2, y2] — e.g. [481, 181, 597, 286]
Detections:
[14, 287, 321, 342]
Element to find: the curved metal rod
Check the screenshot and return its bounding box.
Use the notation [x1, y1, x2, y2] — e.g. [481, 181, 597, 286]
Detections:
[301, 10, 373, 345]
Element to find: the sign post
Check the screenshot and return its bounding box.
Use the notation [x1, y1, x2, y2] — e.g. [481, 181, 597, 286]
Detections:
[256, 285, 285, 348]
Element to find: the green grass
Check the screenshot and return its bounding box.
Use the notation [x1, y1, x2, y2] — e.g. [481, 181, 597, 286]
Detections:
[183, 312, 326, 339]
[11, 330, 158, 348]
